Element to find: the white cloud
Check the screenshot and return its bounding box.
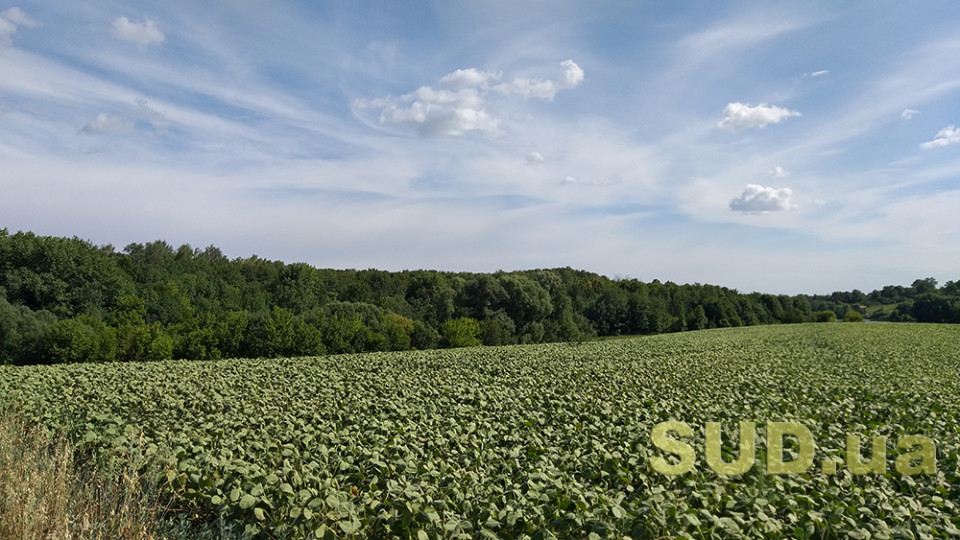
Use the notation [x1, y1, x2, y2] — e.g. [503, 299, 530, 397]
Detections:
[901, 108, 920, 120]
[717, 102, 801, 131]
[135, 98, 171, 132]
[729, 184, 797, 213]
[0, 7, 38, 46]
[495, 59, 584, 100]
[809, 70, 830, 77]
[1, 7, 37, 26]
[677, 18, 813, 67]
[369, 86, 501, 137]
[80, 113, 134, 134]
[357, 60, 583, 137]
[112, 16, 165, 47]
[438, 68, 500, 89]
[525, 151, 546, 164]
[920, 125, 960, 149]
[0, 18, 15, 46]
[561, 175, 619, 187]
[768, 166, 789, 178]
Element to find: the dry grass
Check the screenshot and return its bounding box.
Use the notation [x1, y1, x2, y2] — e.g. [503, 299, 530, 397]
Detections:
[0, 411, 175, 540]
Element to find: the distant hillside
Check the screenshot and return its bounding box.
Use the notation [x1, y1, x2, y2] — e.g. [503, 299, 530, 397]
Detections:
[1, 228, 957, 365]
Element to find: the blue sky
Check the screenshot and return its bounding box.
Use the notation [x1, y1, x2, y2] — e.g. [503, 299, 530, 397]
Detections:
[1, 1, 959, 294]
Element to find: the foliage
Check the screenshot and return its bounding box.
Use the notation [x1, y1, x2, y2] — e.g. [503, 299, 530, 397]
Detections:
[0, 410, 181, 539]
[1, 228, 958, 365]
[2, 323, 959, 538]
[440, 316, 482, 347]
[813, 310, 837, 323]
[844, 310, 864, 322]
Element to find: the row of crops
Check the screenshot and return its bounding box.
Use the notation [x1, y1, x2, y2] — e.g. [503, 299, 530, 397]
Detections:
[1, 323, 959, 538]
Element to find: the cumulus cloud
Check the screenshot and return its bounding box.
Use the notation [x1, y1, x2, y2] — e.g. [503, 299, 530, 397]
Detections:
[0, 7, 39, 46]
[80, 113, 134, 134]
[112, 16, 165, 47]
[729, 184, 797, 213]
[717, 102, 801, 131]
[920, 125, 960, 149]
[901, 108, 920, 120]
[357, 60, 583, 137]
[495, 59, 584, 100]
[366, 86, 501, 137]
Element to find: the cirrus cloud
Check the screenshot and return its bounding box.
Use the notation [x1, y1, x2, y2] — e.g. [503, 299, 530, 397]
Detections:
[729, 184, 797, 213]
[717, 102, 801, 131]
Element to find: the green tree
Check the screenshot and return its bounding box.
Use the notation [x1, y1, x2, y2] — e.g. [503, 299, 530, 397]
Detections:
[441, 317, 482, 348]
[113, 294, 173, 361]
[0, 296, 55, 365]
[911, 277, 938, 295]
[410, 320, 439, 350]
[214, 310, 248, 358]
[380, 312, 414, 351]
[586, 287, 629, 335]
[319, 314, 381, 354]
[38, 315, 116, 364]
[499, 274, 552, 340]
[688, 305, 708, 331]
[910, 293, 958, 323]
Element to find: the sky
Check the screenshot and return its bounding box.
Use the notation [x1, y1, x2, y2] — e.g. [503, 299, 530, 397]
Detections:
[1, 1, 959, 295]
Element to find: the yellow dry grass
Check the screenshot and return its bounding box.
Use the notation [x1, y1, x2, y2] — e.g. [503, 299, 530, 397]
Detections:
[0, 411, 172, 540]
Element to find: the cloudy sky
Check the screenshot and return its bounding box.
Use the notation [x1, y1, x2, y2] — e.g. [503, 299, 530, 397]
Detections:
[2, 1, 959, 294]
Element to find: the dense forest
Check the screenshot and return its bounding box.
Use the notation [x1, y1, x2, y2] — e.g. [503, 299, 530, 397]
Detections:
[1, 229, 957, 365]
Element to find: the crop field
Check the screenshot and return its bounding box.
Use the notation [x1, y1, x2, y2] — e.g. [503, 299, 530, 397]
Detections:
[1, 323, 959, 539]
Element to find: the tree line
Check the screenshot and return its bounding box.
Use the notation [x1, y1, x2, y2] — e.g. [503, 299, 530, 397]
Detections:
[1, 229, 956, 365]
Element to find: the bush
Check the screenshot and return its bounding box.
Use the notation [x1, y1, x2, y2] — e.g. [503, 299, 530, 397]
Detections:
[844, 310, 864, 322]
[813, 310, 837, 323]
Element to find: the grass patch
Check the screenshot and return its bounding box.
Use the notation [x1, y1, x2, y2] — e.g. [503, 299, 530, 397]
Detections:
[0, 410, 173, 540]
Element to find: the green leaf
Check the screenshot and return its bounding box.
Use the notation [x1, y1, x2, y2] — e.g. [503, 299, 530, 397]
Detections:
[240, 494, 257, 509]
[339, 519, 361, 535]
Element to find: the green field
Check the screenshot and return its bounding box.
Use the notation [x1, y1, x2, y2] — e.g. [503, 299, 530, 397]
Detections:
[1, 323, 959, 539]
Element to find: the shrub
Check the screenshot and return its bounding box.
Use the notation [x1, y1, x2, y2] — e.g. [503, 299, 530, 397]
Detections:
[844, 310, 864, 322]
[813, 310, 837, 322]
